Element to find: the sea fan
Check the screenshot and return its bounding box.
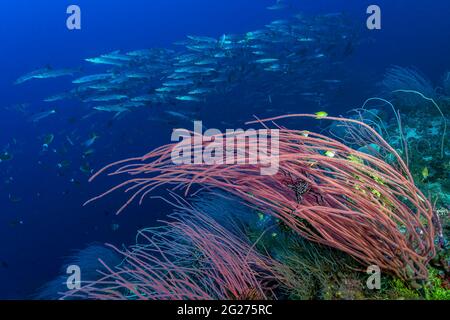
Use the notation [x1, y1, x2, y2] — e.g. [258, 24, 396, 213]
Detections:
[382, 66, 436, 99]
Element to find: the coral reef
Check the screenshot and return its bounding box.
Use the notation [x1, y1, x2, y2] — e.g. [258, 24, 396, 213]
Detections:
[84, 114, 436, 281]
[43, 78, 450, 299]
[42, 191, 448, 300]
[346, 67, 450, 297]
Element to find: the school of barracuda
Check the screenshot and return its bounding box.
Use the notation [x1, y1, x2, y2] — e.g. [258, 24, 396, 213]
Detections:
[15, 12, 356, 121]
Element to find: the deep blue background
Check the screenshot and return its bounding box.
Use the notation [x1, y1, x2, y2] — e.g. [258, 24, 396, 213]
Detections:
[0, 0, 449, 299]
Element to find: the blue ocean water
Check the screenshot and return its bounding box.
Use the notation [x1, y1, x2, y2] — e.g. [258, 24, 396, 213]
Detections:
[0, 0, 449, 299]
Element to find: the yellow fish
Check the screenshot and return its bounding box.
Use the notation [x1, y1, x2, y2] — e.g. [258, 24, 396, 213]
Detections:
[347, 154, 364, 164]
[325, 150, 336, 158]
[315, 111, 328, 119]
[300, 130, 309, 137]
[257, 212, 265, 221]
[422, 167, 429, 180]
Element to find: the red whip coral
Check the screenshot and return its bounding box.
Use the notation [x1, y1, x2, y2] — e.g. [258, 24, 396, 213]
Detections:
[85, 114, 436, 281]
[65, 194, 280, 300]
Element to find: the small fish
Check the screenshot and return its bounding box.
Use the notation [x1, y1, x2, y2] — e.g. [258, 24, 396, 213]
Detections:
[57, 160, 71, 169]
[252, 51, 266, 56]
[176, 95, 203, 102]
[66, 136, 75, 146]
[14, 68, 49, 85]
[44, 93, 70, 102]
[83, 149, 95, 157]
[15, 67, 79, 85]
[101, 51, 133, 62]
[214, 52, 228, 58]
[210, 76, 228, 83]
[165, 111, 190, 120]
[83, 134, 99, 148]
[298, 37, 317, 42]
[111, 224, 120, 232]
[270, 19, 290, 26]
[131, 95, 155, 102]
[315, 111, 328, 119]
[94, 105, 129, 115]
[122, 101, 145, 108]
[30, 110, 56, 123]
[87, 83, 121, 91]
[187, 35, 218, 44]
[188, 88, 213, 95]
[155, 87, 178, 93]
[421, 167, 429, 180]
[257, 212, 265, 221]
[70, 178, 81, 186]
[162, 80, 194, 87]
[80, 163, 92, 174]
[85, 57, 125, 67]
[312, 53, 326, 59]
[254, 58, 279, 64]
[347, 154, 364, 164]
[264, 64, 283, 72]
[323, 80, 342, 84]
[42, 134, 55, 148]
[0, 152, 12, 162]
[195, 59, 217, 66]
[84, 95, 128, 103]
[175, 66, 215, 74]
[267, 0, 288, 11]
[126, 49, 153, 57]
[325, 151, 336, 158]
[371, 189, 382, 198]
[72, 73, 113, 84]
